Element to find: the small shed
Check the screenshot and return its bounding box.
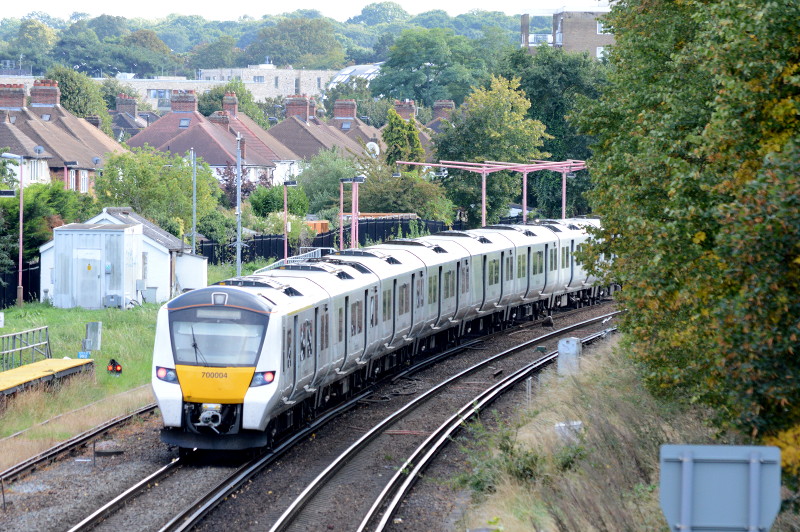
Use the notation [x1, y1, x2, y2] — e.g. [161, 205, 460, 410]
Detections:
[42, 223, 143, 309]
[40, 207, 207, 308]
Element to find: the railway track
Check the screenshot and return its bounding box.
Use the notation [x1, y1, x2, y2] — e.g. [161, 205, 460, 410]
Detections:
[0, 403, 158, 486]
[1, 304, 616, 531]
[266, 313, 619, 531]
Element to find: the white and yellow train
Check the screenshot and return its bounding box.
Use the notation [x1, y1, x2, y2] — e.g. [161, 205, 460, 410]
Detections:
[152, 219, 607, 451]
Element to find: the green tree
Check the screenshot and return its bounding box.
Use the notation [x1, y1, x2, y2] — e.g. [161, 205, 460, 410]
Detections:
[122, 29, 172, 56]
[0, 207, 15, 278]
[249, 185, 308, 218]
[296, 149, 357, 215]
[96, 147, 221, 236]
[382, 108, 424, 167]
[46, 66, 113, 135]
[370, 27, 486, 108]
[246, 18, 345, 69]
[435, 76, 549, 226]
[498, 46, 607, 216]
[99, 77, 151, 111]
[575, 0, 800, 446]
[13, 18, 57, 72]
[187, 35, 240, 70]
[347, 2, 410, 25]
[197, 79, 269, 129]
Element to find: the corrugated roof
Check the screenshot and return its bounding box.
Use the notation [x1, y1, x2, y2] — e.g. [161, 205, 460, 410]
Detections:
[99, 207, 189, 252]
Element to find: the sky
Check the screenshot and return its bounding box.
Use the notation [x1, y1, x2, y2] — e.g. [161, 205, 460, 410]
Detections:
[3, 0, 610, 23]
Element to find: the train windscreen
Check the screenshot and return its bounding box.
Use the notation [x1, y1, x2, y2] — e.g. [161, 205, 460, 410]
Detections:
[169, 307, 268, 366]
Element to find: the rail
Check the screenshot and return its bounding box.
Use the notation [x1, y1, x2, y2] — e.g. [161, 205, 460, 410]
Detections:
[253, 247, 336, 273]
[0, 327, 51, 371]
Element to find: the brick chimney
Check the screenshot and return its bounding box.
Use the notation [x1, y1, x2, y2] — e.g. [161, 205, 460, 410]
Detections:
[171, 90, 197, 112]
[333, 99, 357, 119]
[116, 93, 138, 116]
[309, 98, 317, 119]
[284, 95, 310, 121]
[432, 100, 455, 120]
[208, 110, 230, 129]
[0, 84, 26, 110]
[30, 80, 60, 107]
[222, 92, 238, 117]
[394, 99, 416, 121]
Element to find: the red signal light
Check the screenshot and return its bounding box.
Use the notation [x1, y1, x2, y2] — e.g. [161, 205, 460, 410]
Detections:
[263, 371, 275, 384]
[107, 359, 122, 376]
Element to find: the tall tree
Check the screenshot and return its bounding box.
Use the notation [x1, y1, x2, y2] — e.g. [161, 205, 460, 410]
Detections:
[498, 46, 607, 216]
[296, 149, 357, 215]
[46, 66, 113, 135]
[197, 79, 269, 130]
[435, 76, 549, 226]
[246, 18, 345, 69]
[96, 147, 221, 236]
[370, 27, 486, 107]
[347, 2, 410, 25]
[575, 0, 800, 450]
[382, 108, 424, 167]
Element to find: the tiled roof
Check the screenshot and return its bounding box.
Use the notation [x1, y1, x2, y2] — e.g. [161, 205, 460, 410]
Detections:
[267, 115, 366, 160]
[1, 107, 126, 169]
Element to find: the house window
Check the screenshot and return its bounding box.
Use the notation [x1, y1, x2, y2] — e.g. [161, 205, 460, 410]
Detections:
[179, 118, 190, 128]
[596, 47, 608, 59]
[275, 76, 279, 88]
[341, 121, 351, 130]
[41, 114, 51, 121]
[253, 76, 264, 83]
[597, 21, 609, 34]
[317, 77, 322, 89]
[68, 169, 76, 190]
[79, 170, 88, 193]
[294, 78, 300, 94]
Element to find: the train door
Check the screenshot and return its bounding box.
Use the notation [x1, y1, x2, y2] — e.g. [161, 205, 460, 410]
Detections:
[567, 239, 575, 287]
[480, 255, 488, 310]
[343, 295, 350, 360]
[499, 251, 505, 304]
[525, 247, 532, 298]
[295, 313, 315, 392]
[282, 317, 296, 399]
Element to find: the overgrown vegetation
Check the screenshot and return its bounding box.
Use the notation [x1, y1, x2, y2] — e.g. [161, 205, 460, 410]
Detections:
[456, 342, 800, 531]
[576, 0, 800, 474]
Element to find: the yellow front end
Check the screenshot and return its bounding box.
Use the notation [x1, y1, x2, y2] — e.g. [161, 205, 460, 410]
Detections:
[176, 365, 255, 404]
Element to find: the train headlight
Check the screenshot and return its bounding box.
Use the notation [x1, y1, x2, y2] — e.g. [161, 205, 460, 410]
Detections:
[250, 371, 276, 387]
[156, 366, 179, 383]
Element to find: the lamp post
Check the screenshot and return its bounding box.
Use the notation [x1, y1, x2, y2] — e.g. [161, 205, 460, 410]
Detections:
[283, 179, 297, 260]
[190, 148, 196, 254]
[235, 134, 242, 276]
[1, 152, 24, 306]
[352, 175, 365, 249]
[339, 177, 352, 250]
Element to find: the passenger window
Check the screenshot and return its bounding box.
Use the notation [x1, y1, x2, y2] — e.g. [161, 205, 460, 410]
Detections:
[428, 275, 438, 304]
[399, 283, 410, 315]
[517, 254, 526, 279]
[382, 289, 392, 321]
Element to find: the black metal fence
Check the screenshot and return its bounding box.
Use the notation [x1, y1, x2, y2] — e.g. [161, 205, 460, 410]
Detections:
[0, 262, 40, 310]
[198, 218, 466, 266]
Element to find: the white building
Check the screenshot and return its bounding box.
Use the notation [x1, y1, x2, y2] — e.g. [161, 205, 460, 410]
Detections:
[39, 207, 207, 308]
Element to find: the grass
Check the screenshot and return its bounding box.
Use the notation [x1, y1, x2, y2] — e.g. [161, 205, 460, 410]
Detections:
[0, 259, 275, 469]
[455, 338, 800, 531]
